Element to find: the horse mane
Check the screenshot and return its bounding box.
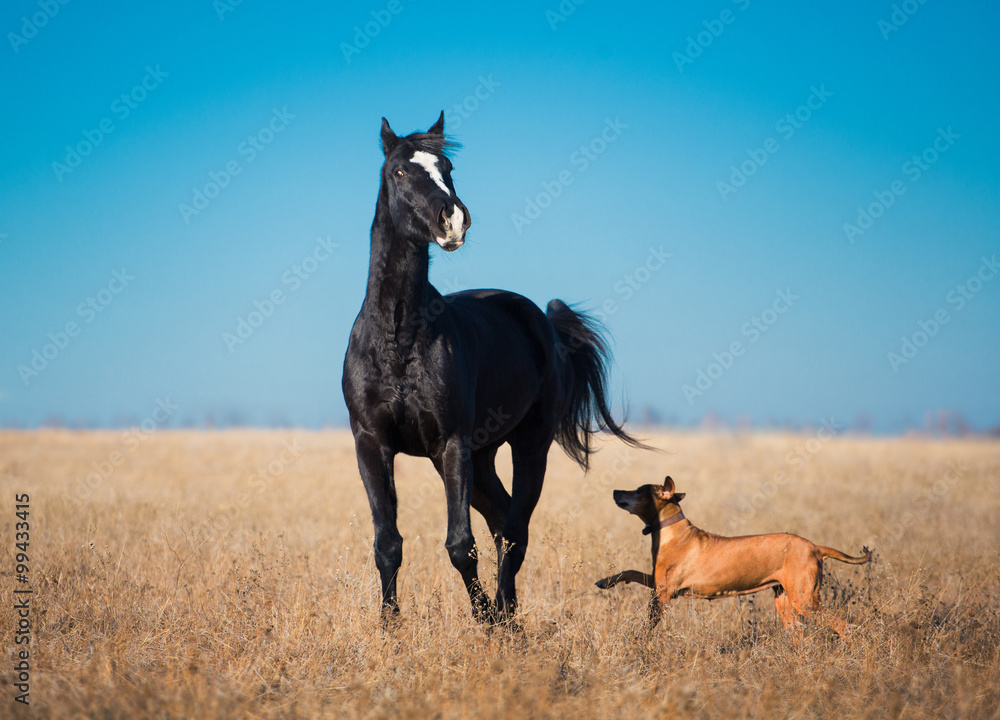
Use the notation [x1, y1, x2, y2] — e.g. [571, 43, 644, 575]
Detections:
[405, 132, 461, 158]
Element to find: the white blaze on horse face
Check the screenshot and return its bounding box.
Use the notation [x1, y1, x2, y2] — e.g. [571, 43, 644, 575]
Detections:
[446, 204, 464, 234]
[410, 151, 450, 195]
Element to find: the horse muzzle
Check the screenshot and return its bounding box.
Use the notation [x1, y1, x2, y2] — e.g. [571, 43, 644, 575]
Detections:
[434, 200, 470, 251]
[435, 237, 465, 252]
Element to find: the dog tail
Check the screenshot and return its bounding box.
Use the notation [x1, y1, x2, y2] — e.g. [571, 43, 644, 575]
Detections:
[818, 545, 873, 565]
[545, 300, 651, 471]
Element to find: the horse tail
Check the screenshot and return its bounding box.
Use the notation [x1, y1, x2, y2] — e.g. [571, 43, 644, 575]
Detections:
[545, 299, 650, 471]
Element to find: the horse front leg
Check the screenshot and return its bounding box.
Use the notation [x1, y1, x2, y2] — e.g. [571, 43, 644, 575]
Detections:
[354, 432, 403, 622]
[440, 436, 494, 623]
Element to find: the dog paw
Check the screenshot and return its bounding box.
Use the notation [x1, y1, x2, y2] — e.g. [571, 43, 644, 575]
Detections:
[595, 577, 611, 590]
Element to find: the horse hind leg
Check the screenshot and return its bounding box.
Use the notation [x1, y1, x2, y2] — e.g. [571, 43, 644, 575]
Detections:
[495, 441, 549, 621]
[471, 447, 512, 564]
[437, 437, 494, 623]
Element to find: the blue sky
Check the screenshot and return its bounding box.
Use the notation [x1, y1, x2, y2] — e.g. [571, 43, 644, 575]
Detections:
[1, 0, 998, 431]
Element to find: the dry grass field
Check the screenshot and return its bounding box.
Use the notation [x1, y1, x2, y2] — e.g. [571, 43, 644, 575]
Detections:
[1, 428, 999, 719]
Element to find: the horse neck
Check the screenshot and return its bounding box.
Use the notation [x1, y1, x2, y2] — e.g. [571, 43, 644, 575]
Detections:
[363, 179, 436, 330]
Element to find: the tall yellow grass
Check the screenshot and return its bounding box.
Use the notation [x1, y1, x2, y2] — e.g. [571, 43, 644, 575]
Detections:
[1, 429, 998, 719]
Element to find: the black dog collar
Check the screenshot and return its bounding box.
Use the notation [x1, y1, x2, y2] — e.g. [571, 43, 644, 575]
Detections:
[642, 512, 686, 536]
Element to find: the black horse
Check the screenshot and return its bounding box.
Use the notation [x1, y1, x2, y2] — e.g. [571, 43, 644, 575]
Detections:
[342, 112, 644, 623]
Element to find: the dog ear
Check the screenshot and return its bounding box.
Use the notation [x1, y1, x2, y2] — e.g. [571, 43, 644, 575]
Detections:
[673, 492, 685, 503]
[662, 476, 675, 494]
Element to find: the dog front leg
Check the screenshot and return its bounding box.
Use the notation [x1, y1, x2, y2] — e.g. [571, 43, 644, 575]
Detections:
[649, 572, 676, 629]
[647, 593, 664, 627]
[595, 570, 654, 589]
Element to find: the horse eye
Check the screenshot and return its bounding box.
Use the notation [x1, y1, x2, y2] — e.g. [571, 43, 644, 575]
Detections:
[395, 168, 404, 177]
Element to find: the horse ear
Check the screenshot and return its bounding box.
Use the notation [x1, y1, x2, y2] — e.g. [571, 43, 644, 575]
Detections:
[380, 117, 397, 154]
[428, 110, 445, 136]
[662, 476, 675, 494]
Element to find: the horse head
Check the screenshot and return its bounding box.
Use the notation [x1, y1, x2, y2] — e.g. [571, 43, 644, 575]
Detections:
[379, 112, 470, 251]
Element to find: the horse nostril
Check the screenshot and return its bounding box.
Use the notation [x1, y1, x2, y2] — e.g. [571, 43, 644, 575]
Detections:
[438, 206, 449, 230]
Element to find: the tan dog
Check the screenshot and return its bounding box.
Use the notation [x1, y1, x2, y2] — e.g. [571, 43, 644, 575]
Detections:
[595, 477, 872, 635]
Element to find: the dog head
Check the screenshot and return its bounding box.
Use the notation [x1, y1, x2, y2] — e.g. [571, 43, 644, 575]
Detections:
[612, 476, 686, 527]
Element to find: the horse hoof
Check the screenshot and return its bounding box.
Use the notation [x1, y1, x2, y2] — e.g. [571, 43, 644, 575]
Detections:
[380, 603, 401, 628]
[490, 615, 524, 634]
[489, 600, 520, 629]
[472, 598, 497, 625]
